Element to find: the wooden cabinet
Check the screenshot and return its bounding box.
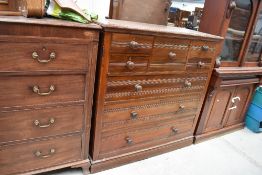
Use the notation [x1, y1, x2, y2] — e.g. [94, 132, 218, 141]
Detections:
[0, 16, 101, 175]
[195, 0, 262, 142]
[90, 19, 222, 173]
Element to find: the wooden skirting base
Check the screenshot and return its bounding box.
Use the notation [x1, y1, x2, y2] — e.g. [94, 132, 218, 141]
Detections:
[90, 137, 194, 173]
[194, 123, 245, 144]
[19, 160, 90, 175]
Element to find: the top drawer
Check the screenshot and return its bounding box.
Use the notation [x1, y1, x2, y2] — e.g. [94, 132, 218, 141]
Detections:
[188, 41, 216, 59]
[110, 33, 153, 54]
[0, 42, 89, 72]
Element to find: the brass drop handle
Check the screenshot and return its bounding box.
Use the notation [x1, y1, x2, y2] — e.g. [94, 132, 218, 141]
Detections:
[197, 61, 205, 68]
[34, 148, 56, 158]
[171, 127, 179, 134]
[33, 85, 55, 96]
[126, 137, 133, 145]
[226, 0, 237, 18]
[129, 41, 139, 49]
[32, 51, 56, 63]
[201, 46, 209, 51]
[135, 84, 143, 92]
[130, 111, 138, 119]
[126, 60, 135, 70]
[184, 80, 192, 88]
[168, 52, 177, 60]
[34, 118, 55, 128]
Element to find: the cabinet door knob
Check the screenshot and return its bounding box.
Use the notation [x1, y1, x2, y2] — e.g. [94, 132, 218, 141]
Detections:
[33, 85, 55, 96]
[171, 127, 179, 134]
[201, 46, 209, 51]
[168, 52, 177, 60]
[135, 84, 143, 92]
[129, 41, 139, 49]
[126, 60, 135, 70]
[184, 80, 192, 88]
[130, 111, 138, 119]
[179, 105, 185, 111]
[226, 0, 237, 18]
[34, 118, 55, 128]
[197, 61, 205, 68]
[126, 137, 133, 145]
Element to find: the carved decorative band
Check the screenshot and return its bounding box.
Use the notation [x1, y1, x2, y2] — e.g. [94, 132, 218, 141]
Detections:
[154, 43, 189, 50]
[191, 46, 215, 52]
[105, 86, 205, 99]
[102, 108, 197, 128]
[111, 41, 152, 49]
[107, 76, 208, 87]
[104, 98, 200, 113]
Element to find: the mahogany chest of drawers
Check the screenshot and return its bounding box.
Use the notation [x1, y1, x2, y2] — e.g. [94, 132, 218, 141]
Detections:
[90, 19, 223, 172]
[0, 16, 101, 175]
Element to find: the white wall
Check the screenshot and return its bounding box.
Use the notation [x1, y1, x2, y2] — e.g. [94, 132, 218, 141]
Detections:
[76, 0, 110, 20]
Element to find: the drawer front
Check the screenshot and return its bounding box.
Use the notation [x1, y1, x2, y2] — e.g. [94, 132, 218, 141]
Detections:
[150, 37, 189, 70]
[188, 41, 216, 59]
[0, 135, 82, 175]
[110, 33, 153, 54]
[99, 116, 194, 158]
[0, 42, 89, 71]
[0, 75, 85, 108]
[105, 74, 208, 101]
[0, 105, 84, 143]
[108, 54, 149, 75]
[102, 95, 200, 131]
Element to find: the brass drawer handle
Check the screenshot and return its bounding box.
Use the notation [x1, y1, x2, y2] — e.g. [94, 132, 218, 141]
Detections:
[130, 111, 138, 119]
[34, 148, 56, 158]
[126, 60, 135, 70]
[201, 46, 209, 51]
[32, 51, 56, 63]
[184, 80, 192, 88]
[168, 52, 177, 60]
[171, 127, 179, 134]
[33, 85, 55, 96]
[129, 41, 139, 49]
[135, 84, 143, 92]
[34, 118, 55, 128]
[126, 137, 133, 145]
[197, 61, 205, 68]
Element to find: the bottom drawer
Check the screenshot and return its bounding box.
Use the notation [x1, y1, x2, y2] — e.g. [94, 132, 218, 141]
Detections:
[0, 135, 82, 175]
[99, 116, 195, 159]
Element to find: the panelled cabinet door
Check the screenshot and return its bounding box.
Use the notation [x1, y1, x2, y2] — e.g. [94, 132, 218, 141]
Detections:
[204, 87, 235, 133]
[224, 84, 255, 127]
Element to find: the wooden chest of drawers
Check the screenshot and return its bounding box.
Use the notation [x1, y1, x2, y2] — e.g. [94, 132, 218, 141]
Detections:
[0, 16, 101, 175]
[90, 19, 223, 172]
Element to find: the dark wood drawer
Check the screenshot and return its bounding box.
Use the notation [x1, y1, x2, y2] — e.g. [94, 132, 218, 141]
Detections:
[0, 135, 82, 175]
[0, 75, 85, 108]
[0, 42, 89, 72]
[108, 54, 149, 75]
[188, 41, 216, 59]
[102, 95, 200, 131]
[105, 74, 208, 101]
[110, 33, 153, 54]
[0, 105, 84, 144]
[99, 116, 194, 158]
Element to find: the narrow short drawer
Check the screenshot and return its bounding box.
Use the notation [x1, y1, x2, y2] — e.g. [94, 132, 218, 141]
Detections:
[0, 75, 85, 108]
[0, 135, 82, 175]
[0, 105, 84, 143]
[188, 41, 216, 59]
[0, 42, 90, 72]
[108, 54, 149, 75]
[110, 33, 153, 54]
[99, 116, 195, 159]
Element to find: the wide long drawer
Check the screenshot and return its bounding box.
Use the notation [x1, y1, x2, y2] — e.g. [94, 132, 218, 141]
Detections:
[0, 135, 82, 175]
[0, 42, 90, 72]
[99, 116, 195, 159]
[0, 75, 85, 108]
[105, 74, 208, 101]
[102, 94, 200, 131]
[0, 105, 84, 144]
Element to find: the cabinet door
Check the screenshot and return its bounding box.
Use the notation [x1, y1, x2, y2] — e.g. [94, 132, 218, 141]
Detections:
[244, 2, 262, 66]
[204, 87, 235, 132]
[224, 84, 255, 127]
[220, 0, 254, 66]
